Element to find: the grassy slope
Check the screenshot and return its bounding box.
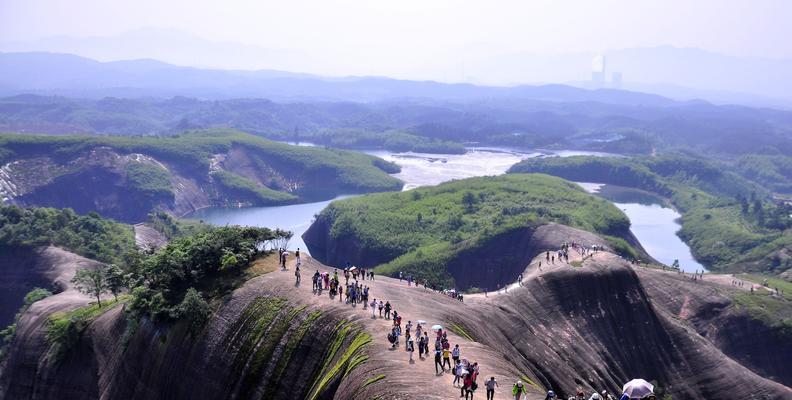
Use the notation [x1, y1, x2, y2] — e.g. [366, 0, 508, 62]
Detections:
[125, 162, 174, 199]
[314, 173, 632, 286]
[210, 170, 297, 205]
[0, 129, 403, 195]
[508, 155, 790, 275]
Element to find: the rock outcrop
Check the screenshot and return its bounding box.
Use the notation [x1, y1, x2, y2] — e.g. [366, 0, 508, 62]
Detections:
[0, 134, 402, 223]
[2, 226, 790, 400]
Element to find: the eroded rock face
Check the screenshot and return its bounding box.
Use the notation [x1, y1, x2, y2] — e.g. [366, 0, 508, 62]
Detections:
[0, 246, 101, 328]
[1, 143, 389, 224]
[2, 227, 790, 400]
[0, 274, 373, 400]
[446, 223, 621, 289]
[445, 260, 791, 399]
[304, 221, 654, 290]
[634, 267, 792, 388]
[1, 148, 197, 222]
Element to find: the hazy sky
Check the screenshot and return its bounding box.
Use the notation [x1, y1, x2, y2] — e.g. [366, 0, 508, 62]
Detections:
[2, 0, 792, 82]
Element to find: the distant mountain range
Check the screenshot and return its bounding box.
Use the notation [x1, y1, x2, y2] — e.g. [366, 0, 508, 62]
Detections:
[0, 52, 680, 105]
[3, 28, 792, 107]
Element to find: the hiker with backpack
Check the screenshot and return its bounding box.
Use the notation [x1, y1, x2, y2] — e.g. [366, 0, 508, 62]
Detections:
[512, 380, 528, 400]
[453, 360, 464, 387]
[463, 368, 478, 400]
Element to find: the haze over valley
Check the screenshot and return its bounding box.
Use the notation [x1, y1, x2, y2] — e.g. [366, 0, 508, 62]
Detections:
[0, 1, 790, 400]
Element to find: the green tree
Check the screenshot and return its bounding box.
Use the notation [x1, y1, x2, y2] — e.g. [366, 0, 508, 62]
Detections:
[172, 288, 211, 332]
[221, 251, 239, 270]
[462, 191, 476, 212]
[72, 267, 109, 307]
[104, 264, 126, 301]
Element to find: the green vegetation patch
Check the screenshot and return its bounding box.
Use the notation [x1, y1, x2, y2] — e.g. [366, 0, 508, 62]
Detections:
[0, 205, 137, 265]
[299, 128, 466, 154]
[211, 170, 297, 205]
[732, 292, 792, 337]
[734, 154, 792, 195]
[0, 128, 403, 194]
[508, 155, 791, 274]
[46, 296, 128, 360]
[448, 322, 475, 341]
[308, 321, 372, 400]
[145, 212, 209, 239]
[362, 374, 386, 388]
[128, 226, 287, 319]
[125, 162, 174, 199]
[738, 274, 792, 294]
[315, 174, 631, 287]
[0, 288, 53, 359]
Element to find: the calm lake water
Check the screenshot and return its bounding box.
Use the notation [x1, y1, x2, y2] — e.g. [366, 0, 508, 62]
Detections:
[187, 195, 353, 254]
[185, 147, 705, 271]
[577, 183, 706, 272]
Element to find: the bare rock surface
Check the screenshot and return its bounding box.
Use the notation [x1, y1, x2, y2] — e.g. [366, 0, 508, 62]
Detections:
[133, 223, 169, 251]
[1, 228, 791, 399]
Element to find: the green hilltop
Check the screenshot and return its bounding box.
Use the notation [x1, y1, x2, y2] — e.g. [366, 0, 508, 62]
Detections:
[307, 173, 635, 287]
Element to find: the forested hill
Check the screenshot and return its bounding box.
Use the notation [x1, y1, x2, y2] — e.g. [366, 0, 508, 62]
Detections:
[303, 173, 644, 289]
[508, 155, 792, 277]
[0, 129, 402, 222]
[2, 92, 792, 157]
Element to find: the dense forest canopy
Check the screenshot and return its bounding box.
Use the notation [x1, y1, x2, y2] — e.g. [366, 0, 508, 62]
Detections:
[1, 94, 790, 157]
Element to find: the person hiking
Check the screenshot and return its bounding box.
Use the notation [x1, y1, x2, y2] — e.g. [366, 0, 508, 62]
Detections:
[434, 349, 443, 374]
[312, 270, 320, 291]
[295, 248, 301, 263]
[544, 390, 556, 400]
[378, 300, 384, 317]
[370, 298, 377, 318]
[512, 380, 528, 400]
[464, 369, 477, 400]
[384, 301, 392, 319]
[295, 264, 301, 284]
[442, 347, 452, 370]
[452, 344, 460, 364]
[407, 336, 415, 362]
[453, 360, 463, 386]
[423, 331, 430, 357]
[485, 377, 499, 400]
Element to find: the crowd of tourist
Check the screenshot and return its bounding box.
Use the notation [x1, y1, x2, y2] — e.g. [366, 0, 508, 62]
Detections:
[288, 249, 664, 400]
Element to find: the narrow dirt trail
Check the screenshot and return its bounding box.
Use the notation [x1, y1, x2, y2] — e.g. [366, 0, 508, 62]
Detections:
[259, 256, 542, 400]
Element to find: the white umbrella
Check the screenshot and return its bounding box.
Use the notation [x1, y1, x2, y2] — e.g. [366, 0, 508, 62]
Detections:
[431, 324, 443, 331]
[349, 266, 357, 271]
[622, 379, 654, 399]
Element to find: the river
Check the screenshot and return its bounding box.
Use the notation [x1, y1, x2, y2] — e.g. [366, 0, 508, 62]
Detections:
[185, 147, 706, 272]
